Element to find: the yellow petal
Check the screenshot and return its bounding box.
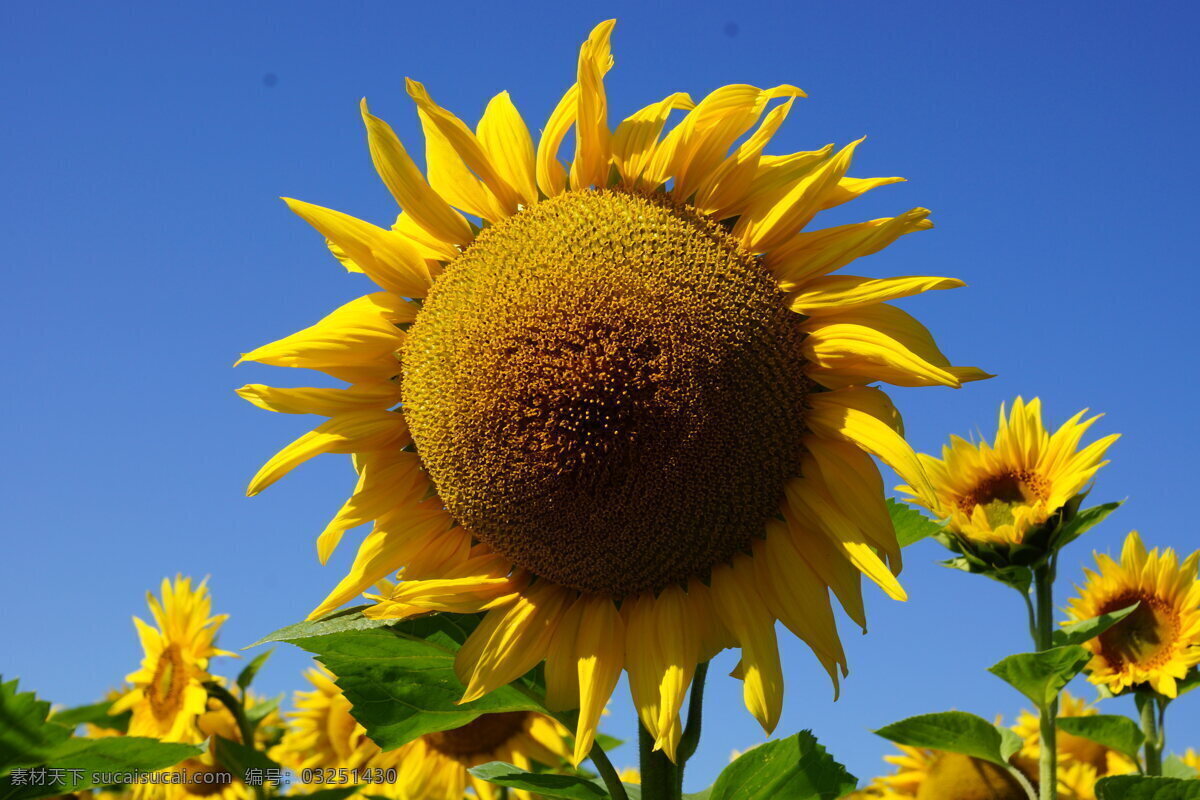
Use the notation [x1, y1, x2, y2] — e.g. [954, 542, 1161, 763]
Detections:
[804, 437, 901, 572]
[768, 209, 934, 291]
[570, 20, 616, 190]
[308, 500, 458, 619]
[735, 138, 862, 252]
[807, 388, 931, 497]
[237, 293, 412, 374]
[360, 99, 472, 248]
[477, 91, 538, 206]
[391, 211, 461, 261]
[612, 92, 695, 188]
[820, 176, 905, 211]
[418, 105, 506, 222]
[571, 594, 625, 765]
[692, 97, 797, 218]
[247, 411, 409, 496]
[235, 382, 401, 416]
[710, 558, 783, 734]
[536, 85, 577, 199]
[283, 198, 435, 298]
[455, 581, 571, 703]
[543, 595, 585, 712]
[406, 78, 522, 215]
[317, 450, 425, 563]
[789, 275, 965, 316]
[802, 318, 963, 388]
[366, 554, 524, 618]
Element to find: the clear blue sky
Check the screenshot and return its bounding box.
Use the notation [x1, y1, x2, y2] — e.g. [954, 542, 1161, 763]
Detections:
[3, 0, 1198, 790]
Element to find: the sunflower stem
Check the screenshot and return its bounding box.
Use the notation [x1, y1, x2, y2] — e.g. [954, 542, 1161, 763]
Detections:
[589, 737, 629, 800]
[675, 661, 710, 794]
[639, 721, 678, 800]
[1033, 563, 1058, 800]
[1137, 690, 1163, 776]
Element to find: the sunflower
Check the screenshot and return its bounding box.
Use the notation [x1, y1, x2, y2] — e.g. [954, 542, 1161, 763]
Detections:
[239, 19, 985, 762]
[1064, 531, 1200, 697]
[1179, 748, 1200, 773]
[1012, 691, 1136, 778]
[272, 665, 573, 800]
[110, 576, 231, 743]
[899, 397, 1118, 546]
[871, 744, 1034, 800]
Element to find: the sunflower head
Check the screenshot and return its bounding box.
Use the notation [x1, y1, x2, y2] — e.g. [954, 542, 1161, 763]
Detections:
[109, 576, 231, 743]
[1065, 531, 1200, 697]
[241, 19, 985, 761]
[1012, 691, 1136, 777]
[872, 745, 1034, 800]
[901, 397, 1118, 550]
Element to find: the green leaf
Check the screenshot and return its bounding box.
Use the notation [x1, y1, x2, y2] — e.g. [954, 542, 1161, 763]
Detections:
[236, 649, 273, 690]
[279, 614, 552, 750]
[468, 762, 609, 800]
[1054, 501, 1122, 551]
[0, 679, 71, 775]
[0, 737, 202, 800]
[874, 711, 1022, 768]
[942, 558, 1033, 595]
[1056, 716, 1144, 763]
[47, 701, 129, 735]
[1164, 755, 1200, 780]
[212, 735, 278, 782]
[702, 731, 857, 800]
[250, 606, 397, 647]
[887, 500, 945, 548]
[1095, 776, 1200, 800]
[245, 694, 282, 727]
[1053, 603, 1140, 648]
[1175, 667, 1200, 698]
[988, 646, 1092, 707]
[594, 733, 624, 753]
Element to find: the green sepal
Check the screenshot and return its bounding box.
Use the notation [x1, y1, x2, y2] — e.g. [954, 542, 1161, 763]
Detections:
[1056, 716, 1145, 764]
[693, 731, 857, 800]
[874, 711, 1022, 768]
[988, 646, 1092, 708]
[1095, 775, 1200, 799]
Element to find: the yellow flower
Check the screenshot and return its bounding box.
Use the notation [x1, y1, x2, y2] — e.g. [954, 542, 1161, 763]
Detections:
[1012, 691, 1137, 777]
[1179, 748, 1200, 772]
[1065, 531, 1200, 697]
[900, 397, 1118, 546]
[272, 666, 573, 800]
[110, 576, 231, 743]
[872, 744, 1033, 799]
[240, 20, 984, 762]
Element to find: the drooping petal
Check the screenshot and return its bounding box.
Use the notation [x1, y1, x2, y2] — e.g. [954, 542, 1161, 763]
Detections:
[710, 557, 783, 734]
[246, 411, 409, 496]
[455, 580, 571, 703]
[570, 20, 616, 190]
[536, 85, 577, 198]
[570, 594, 625, 765]
[316, 450, 425, 563]
[804, 437, 902, 572]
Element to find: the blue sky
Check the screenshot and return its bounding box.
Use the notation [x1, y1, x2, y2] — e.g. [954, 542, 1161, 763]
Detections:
[3, 0, 1198, 791]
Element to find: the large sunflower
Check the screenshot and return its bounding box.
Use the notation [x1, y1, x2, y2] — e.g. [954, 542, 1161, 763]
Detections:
[1064, 531, 1200, 697]
[899, 397, 1118, 546]
[272, 666, 573, 800]
[110, 576, 231, 743]
[239, 20, 984, 761]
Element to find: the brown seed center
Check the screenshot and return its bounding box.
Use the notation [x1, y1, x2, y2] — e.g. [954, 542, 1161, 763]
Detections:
[423, 712, 529, 758]
[402, 189, 812, 595]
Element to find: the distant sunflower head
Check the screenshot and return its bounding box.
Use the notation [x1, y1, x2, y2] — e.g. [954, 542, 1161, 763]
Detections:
[1012, 691, 1137, 777]
[871, 745, 1033, 800]
[110, 576, 230, 743]
[1065, 531, 1200, 697]
[240, 19, 985, 761]
[900, 397, 1118, 546]
[273, 666, 571, 800]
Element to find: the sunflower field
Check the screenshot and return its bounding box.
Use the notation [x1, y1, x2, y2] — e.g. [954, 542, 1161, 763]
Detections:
[3, 9, 1198, 800]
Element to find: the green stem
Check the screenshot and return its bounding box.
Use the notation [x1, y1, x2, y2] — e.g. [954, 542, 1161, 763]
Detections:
[1138, 691, 1163, 776]
[639, 720, 678, 800]
[589, 737, 629, 800]
[675, 662, 710, 794]
[203, 682, 265, 800]
[1033, 564, 1058, 800]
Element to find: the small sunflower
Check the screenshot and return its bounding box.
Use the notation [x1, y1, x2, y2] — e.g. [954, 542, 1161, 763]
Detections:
[1012, 691, 1136, 778]
[110, 576, 231, 743]
[273, 666, 573, 800]
[1179, 748, 1200, 773]
[1065, 531, 1200, 697]
[900, 397, 1118, 546]
[240, 20, 985, 761]
[872, 744, 1034, 800]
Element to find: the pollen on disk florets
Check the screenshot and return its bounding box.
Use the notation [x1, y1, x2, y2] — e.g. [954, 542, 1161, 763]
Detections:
[402, 188, 813, 596]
